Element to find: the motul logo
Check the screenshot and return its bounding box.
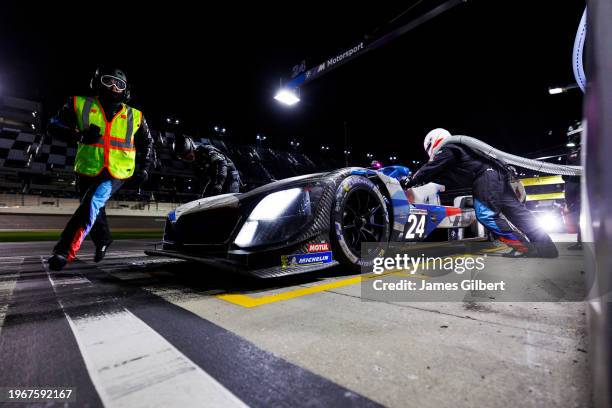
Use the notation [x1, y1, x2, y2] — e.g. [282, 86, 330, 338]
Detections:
[308, 243, 330, 252]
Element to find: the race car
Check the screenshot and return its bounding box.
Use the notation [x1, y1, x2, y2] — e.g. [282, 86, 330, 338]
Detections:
[145, 167, 482, 278]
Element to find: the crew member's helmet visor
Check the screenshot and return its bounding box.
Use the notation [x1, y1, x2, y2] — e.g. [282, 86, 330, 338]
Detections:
[100, 75, 127, 91]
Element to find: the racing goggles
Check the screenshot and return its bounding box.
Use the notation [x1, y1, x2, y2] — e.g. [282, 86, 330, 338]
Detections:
[100, 75, 127, 91]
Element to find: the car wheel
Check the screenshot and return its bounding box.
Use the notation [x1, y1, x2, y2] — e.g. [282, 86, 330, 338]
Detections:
[331, 175, 390, 271]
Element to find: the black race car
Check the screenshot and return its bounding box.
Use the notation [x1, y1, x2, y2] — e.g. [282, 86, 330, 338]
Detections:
[145, 168, 479, 278]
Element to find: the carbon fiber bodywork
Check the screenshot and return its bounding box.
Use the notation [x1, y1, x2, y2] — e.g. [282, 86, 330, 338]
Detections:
[146, 167, 475, 277]
[147, 169, 353, 277]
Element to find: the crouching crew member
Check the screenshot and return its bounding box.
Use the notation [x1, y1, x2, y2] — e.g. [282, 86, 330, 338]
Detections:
[173, 135, 240, 197]
[402, 128, 558, 258]
[47, 66, 154, 271]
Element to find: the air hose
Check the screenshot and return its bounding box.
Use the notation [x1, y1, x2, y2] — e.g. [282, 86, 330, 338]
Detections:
[573, 7, 587, 93]
[437, 135, 583, 176]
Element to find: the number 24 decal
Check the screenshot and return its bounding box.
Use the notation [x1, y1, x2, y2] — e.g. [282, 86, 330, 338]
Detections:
[405, 214, 426, 240]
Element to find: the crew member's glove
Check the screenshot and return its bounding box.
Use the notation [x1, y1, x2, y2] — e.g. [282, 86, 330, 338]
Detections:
[133, 169, 149, 184]
[400, 175, 415, 189]
[211, 183, 224, 195]
[77, 125, 101, 145]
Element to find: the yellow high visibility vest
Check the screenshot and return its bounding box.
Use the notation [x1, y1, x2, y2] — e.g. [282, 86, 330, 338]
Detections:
[73, 96, 142, 179]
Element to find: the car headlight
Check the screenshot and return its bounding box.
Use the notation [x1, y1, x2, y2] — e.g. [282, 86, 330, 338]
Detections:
[234, 187, 319, 248]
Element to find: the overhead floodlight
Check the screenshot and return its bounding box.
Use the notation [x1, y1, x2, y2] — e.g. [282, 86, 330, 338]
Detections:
[548, 83, 579, 95]
[274, 88, 300, 105]
[566, 142, 576, 147]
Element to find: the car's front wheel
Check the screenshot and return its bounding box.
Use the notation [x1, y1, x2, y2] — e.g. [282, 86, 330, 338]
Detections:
[331, 175, 390, 271]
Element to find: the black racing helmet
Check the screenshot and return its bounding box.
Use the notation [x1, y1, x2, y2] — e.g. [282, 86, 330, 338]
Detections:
[172, 135, 196, 162]
[90, 66, 131, 102]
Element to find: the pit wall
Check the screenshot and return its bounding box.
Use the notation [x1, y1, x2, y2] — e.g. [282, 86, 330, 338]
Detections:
[0, 193, 173, 217]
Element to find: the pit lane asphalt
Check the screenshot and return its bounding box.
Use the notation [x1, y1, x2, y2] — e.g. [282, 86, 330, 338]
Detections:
[0, 239, 591, 407]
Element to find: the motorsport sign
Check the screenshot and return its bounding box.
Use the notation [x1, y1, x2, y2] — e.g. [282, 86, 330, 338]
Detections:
[281, 0, 466, 91]
[286, 42, 366, 89]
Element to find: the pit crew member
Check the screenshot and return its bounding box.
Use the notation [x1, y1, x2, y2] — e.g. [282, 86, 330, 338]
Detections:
[402, 128, 558, 258]
[47, 66, 154, 271]
[174, 135, 240, 197]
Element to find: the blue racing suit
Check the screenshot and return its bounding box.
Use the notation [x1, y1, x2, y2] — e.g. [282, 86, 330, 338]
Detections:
[54, 170, 124, 261]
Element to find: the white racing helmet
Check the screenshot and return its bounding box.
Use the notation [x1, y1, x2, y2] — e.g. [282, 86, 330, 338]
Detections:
[423, 128, 451, 160]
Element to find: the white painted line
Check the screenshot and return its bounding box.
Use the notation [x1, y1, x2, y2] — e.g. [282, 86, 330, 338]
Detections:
[43, 258, 246, 408]
[0, 258, 22, 335]
[0, 256, 25, 263]
[50, 276, 92, 286]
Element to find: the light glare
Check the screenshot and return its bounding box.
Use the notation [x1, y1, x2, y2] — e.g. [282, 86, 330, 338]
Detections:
[537, 212, 561, 231]
[274, 89, 300, 105]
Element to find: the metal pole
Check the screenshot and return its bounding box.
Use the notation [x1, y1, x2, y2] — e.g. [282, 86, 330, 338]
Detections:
[583, 1, 612, 406]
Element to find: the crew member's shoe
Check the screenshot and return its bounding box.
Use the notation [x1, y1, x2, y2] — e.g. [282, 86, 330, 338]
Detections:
[48, 253, 68, 271]
[567, 242, 583, 250]
[94, 241, 113, 263]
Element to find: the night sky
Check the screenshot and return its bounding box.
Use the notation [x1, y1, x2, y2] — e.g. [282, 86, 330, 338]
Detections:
[0, 1, 584, 164]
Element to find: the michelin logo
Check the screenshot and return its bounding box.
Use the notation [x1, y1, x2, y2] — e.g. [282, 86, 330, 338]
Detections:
[281, 251, 333, 269]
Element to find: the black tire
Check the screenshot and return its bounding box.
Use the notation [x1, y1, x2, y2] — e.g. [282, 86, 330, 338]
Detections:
[330, 175, 390, 271]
